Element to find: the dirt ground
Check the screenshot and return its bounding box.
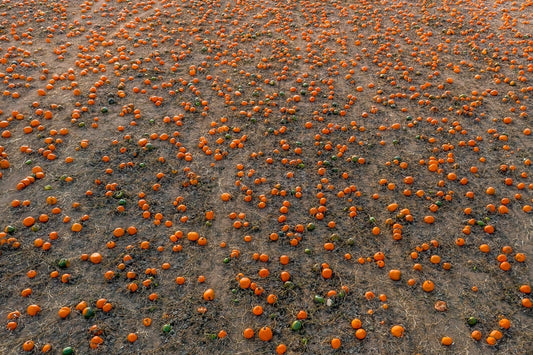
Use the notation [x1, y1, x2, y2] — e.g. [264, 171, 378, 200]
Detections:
[0, 0, 532, 353]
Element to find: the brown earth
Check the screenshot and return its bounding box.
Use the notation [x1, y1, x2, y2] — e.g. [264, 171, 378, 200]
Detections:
[0, 0, 532, 354]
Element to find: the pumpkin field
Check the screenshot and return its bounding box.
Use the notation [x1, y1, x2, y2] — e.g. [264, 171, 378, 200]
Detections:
[0, 0, 532, 353]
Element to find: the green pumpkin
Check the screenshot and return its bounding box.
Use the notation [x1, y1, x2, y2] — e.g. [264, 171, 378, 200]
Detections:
[467, 317, 478, 326]
[57, 258, 70, 269]
[314, 295, 325, 303]
[291, 320, 302, 331]
[83, 307, 95, 319]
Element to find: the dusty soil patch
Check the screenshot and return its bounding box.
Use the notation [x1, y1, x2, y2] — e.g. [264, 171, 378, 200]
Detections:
[0, 0, 531, 354]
